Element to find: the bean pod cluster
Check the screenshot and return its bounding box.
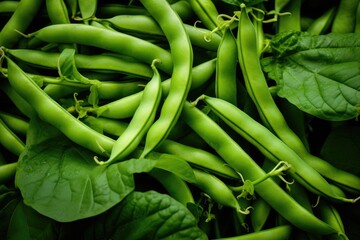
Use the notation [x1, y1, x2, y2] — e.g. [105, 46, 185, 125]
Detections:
[0, 0, 359, 239]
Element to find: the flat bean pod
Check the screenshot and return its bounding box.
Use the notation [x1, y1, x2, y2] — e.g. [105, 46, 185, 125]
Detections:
[140, 0, 193, 158]
[181, 101, 338, 235]
[26, 24, 173, 74]
[4, 56, 115, 156]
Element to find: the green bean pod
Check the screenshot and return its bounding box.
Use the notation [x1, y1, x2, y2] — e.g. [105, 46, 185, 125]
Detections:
[158, 139, 239, 179]
[0, 1, 19, 14]
[181, 101, 338, 235]
[102, 60, 162, 164]
[6, 49, 154, 79]
[331, 0, 359, 33]
[193, 168, 242, 212]
[139, 0, 193, 158]
[201, 95, 351, 202]
[307, 7, 336, 35]
[5, 56, 115, 156]
[236, 4, 360, 197]
[82, 116, 128, 137]
[149, 168, 195, 205]
[214, 225, 293, 240]
[0, 111, 29, 136]
[314, 200, 347, 239]
[215, 27, 237, 105]
[187, 0, 222, 31]
[0, 0, 43, 48]
[94, 58, 215, 119]
[0, 81, 35, 118]
[27, 24, 173, 74]
[78, 0, 97, 20]
[0, 118, 25, 156]
[46, 0, 71, 24]
[0, 162, 17, 184]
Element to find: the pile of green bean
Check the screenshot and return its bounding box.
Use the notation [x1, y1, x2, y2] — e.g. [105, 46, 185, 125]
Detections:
[0, 0, 359, 239]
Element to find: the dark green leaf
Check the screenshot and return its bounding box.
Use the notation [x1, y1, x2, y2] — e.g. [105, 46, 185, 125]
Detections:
[15, 119, 157, 222]
[7, 201, 58, 240]
[262, 31, 360, 121]
[84, 191, 208, 240]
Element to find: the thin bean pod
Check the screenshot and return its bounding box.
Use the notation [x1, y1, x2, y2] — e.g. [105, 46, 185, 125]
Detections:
[149, 168, 195, 205]
[214, 225, 293, 240]
[158, 139, 239, 179]
[215, 26, 237, 105]
[139, 0, 193, 158]
[200, 95, 353, 202]
[0, 0, 43, 48]
[187, 0, 222, 31]
[331, 0, 359, 33]
[26, 24, 173, 74]
[6, 48, 154, 79]
[4, 55, 115, 156]
[93, 58, 215, 119]
[0, 118, 25, 156]
[100, 60, 162, 164]
[0, 111, 29, 136]
[181, 101, 338, 235]
[193, 168, 244, 213]
[307, 7, 336, 35]
[236, 4, 360, 196]
[0, 162, 17, 184]
[0, 1, 19, 14]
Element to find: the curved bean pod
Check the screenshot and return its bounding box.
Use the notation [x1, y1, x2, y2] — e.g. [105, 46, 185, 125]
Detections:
[193, 168, 243, 213]
[26, 24, 173, 74]
[200, 95, 353, 202]
[4, 56, 115, 156]
[0, 118, 25, 156]
[101, 60, 162, 164]
[149, 168, 195, 205]
[139, 0, 193, 158]
[93, 58, 215, 119]
[236, 4, 360, 196]
[215, 27, 237, 105]
[181, 101, 338, 235]
[158, 139, 239, 179]
[6, 49, 154, 79]
[0, 0, 43, 48]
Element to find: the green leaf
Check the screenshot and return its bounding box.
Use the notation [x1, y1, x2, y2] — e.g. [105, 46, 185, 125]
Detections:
[7, 201, 58, 240]
[84, 191, 208, 240]
[262, 31, 360, 121]
[15, 118, 157, 222]
[320, 125, 360, 176]
[151, 152, 197, 183]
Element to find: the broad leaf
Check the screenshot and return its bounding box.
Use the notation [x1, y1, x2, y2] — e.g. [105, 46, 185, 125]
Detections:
[15, 119, 157, 222]
[7, 201, 58, 240]
[262, 31, 360, 121]
[84, 191, 208, 240]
